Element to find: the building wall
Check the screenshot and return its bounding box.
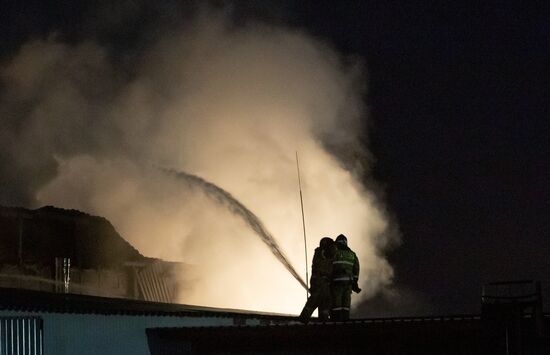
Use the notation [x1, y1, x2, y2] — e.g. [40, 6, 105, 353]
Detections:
[0, 310, 234, 355]
[0, 265, 128, 298]
[0, 262, 194, 302]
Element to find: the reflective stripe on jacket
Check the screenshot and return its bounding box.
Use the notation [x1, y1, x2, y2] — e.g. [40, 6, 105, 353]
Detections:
[332, 246, 359, 282]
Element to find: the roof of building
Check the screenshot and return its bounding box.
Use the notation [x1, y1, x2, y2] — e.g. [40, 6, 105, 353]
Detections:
[146, 314, 550, 354]
[147, 313, 485, 335]
[0, 287, 296, 320]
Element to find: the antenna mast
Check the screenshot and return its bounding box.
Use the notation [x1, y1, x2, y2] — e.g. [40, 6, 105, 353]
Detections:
[296, 152, 309, 299]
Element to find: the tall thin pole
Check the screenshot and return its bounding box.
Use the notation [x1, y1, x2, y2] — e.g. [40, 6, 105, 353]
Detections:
[296, 152, 309, 299]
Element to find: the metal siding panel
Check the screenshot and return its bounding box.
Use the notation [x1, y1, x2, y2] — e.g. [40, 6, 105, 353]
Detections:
[3, 319, 6, 353]
[158, 264, 171, 303]
[154, 265, 166, 302]
[32, 320, 35, 355]
[38, 319, 43, 355]
[156, 263, 169, 303]
[137, 262, 175, 303]
[1, 311, 234, 355]
[10, 319, 14, 355]
[22, 318, 26, 355]
[145, 267, 156, 301]
[150, 264, 161, 302]
[151, 265, 163, 302]
[0, 317, 42, 355]
[136, 271, 146, 300]
[27, 319, 31, 355]
[142, 268, 153, 301]
[33, 320, 36, 355]
[138, 268, 152, 301]
[150, 266, 161, 302]
[17, 318, 21, 355]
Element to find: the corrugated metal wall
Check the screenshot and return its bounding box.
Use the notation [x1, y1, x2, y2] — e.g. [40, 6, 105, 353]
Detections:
[0, 317, 43, 355]
[0, 311, 235, 355]
[137, 262, 175, 303]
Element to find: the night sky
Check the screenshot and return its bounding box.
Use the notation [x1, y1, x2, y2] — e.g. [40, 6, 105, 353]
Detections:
[293, 1, 550, 314]
[2, 1, 549, 315]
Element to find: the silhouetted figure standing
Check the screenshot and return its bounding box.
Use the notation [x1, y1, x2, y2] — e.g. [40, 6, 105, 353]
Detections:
[331, 234, 361, 321]
[299, 237, 336, 323]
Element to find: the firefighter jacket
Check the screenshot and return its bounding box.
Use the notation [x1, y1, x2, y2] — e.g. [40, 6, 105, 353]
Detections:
[332, 245, 359, 283]
[309, 247, 333, 291]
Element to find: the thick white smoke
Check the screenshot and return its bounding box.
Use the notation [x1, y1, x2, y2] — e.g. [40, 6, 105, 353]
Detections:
[1, 11, 396, 314]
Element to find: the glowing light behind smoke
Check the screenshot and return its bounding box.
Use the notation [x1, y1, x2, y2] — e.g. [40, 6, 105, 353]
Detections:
[4, 10, 396, 314]
[162, 167, 308, 290]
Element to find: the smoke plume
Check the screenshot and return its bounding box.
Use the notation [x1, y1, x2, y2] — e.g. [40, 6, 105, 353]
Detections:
[1, 8, 397, 314]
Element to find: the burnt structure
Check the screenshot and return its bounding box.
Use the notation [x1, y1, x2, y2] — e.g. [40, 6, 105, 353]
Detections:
[0, 205, 191, 302]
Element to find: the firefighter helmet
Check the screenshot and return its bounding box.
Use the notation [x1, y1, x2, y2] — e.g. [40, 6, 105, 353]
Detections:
[335, 234, 347, 245]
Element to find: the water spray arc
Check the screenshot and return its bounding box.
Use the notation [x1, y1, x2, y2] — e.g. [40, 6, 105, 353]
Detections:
[162, 168, 308, 291]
